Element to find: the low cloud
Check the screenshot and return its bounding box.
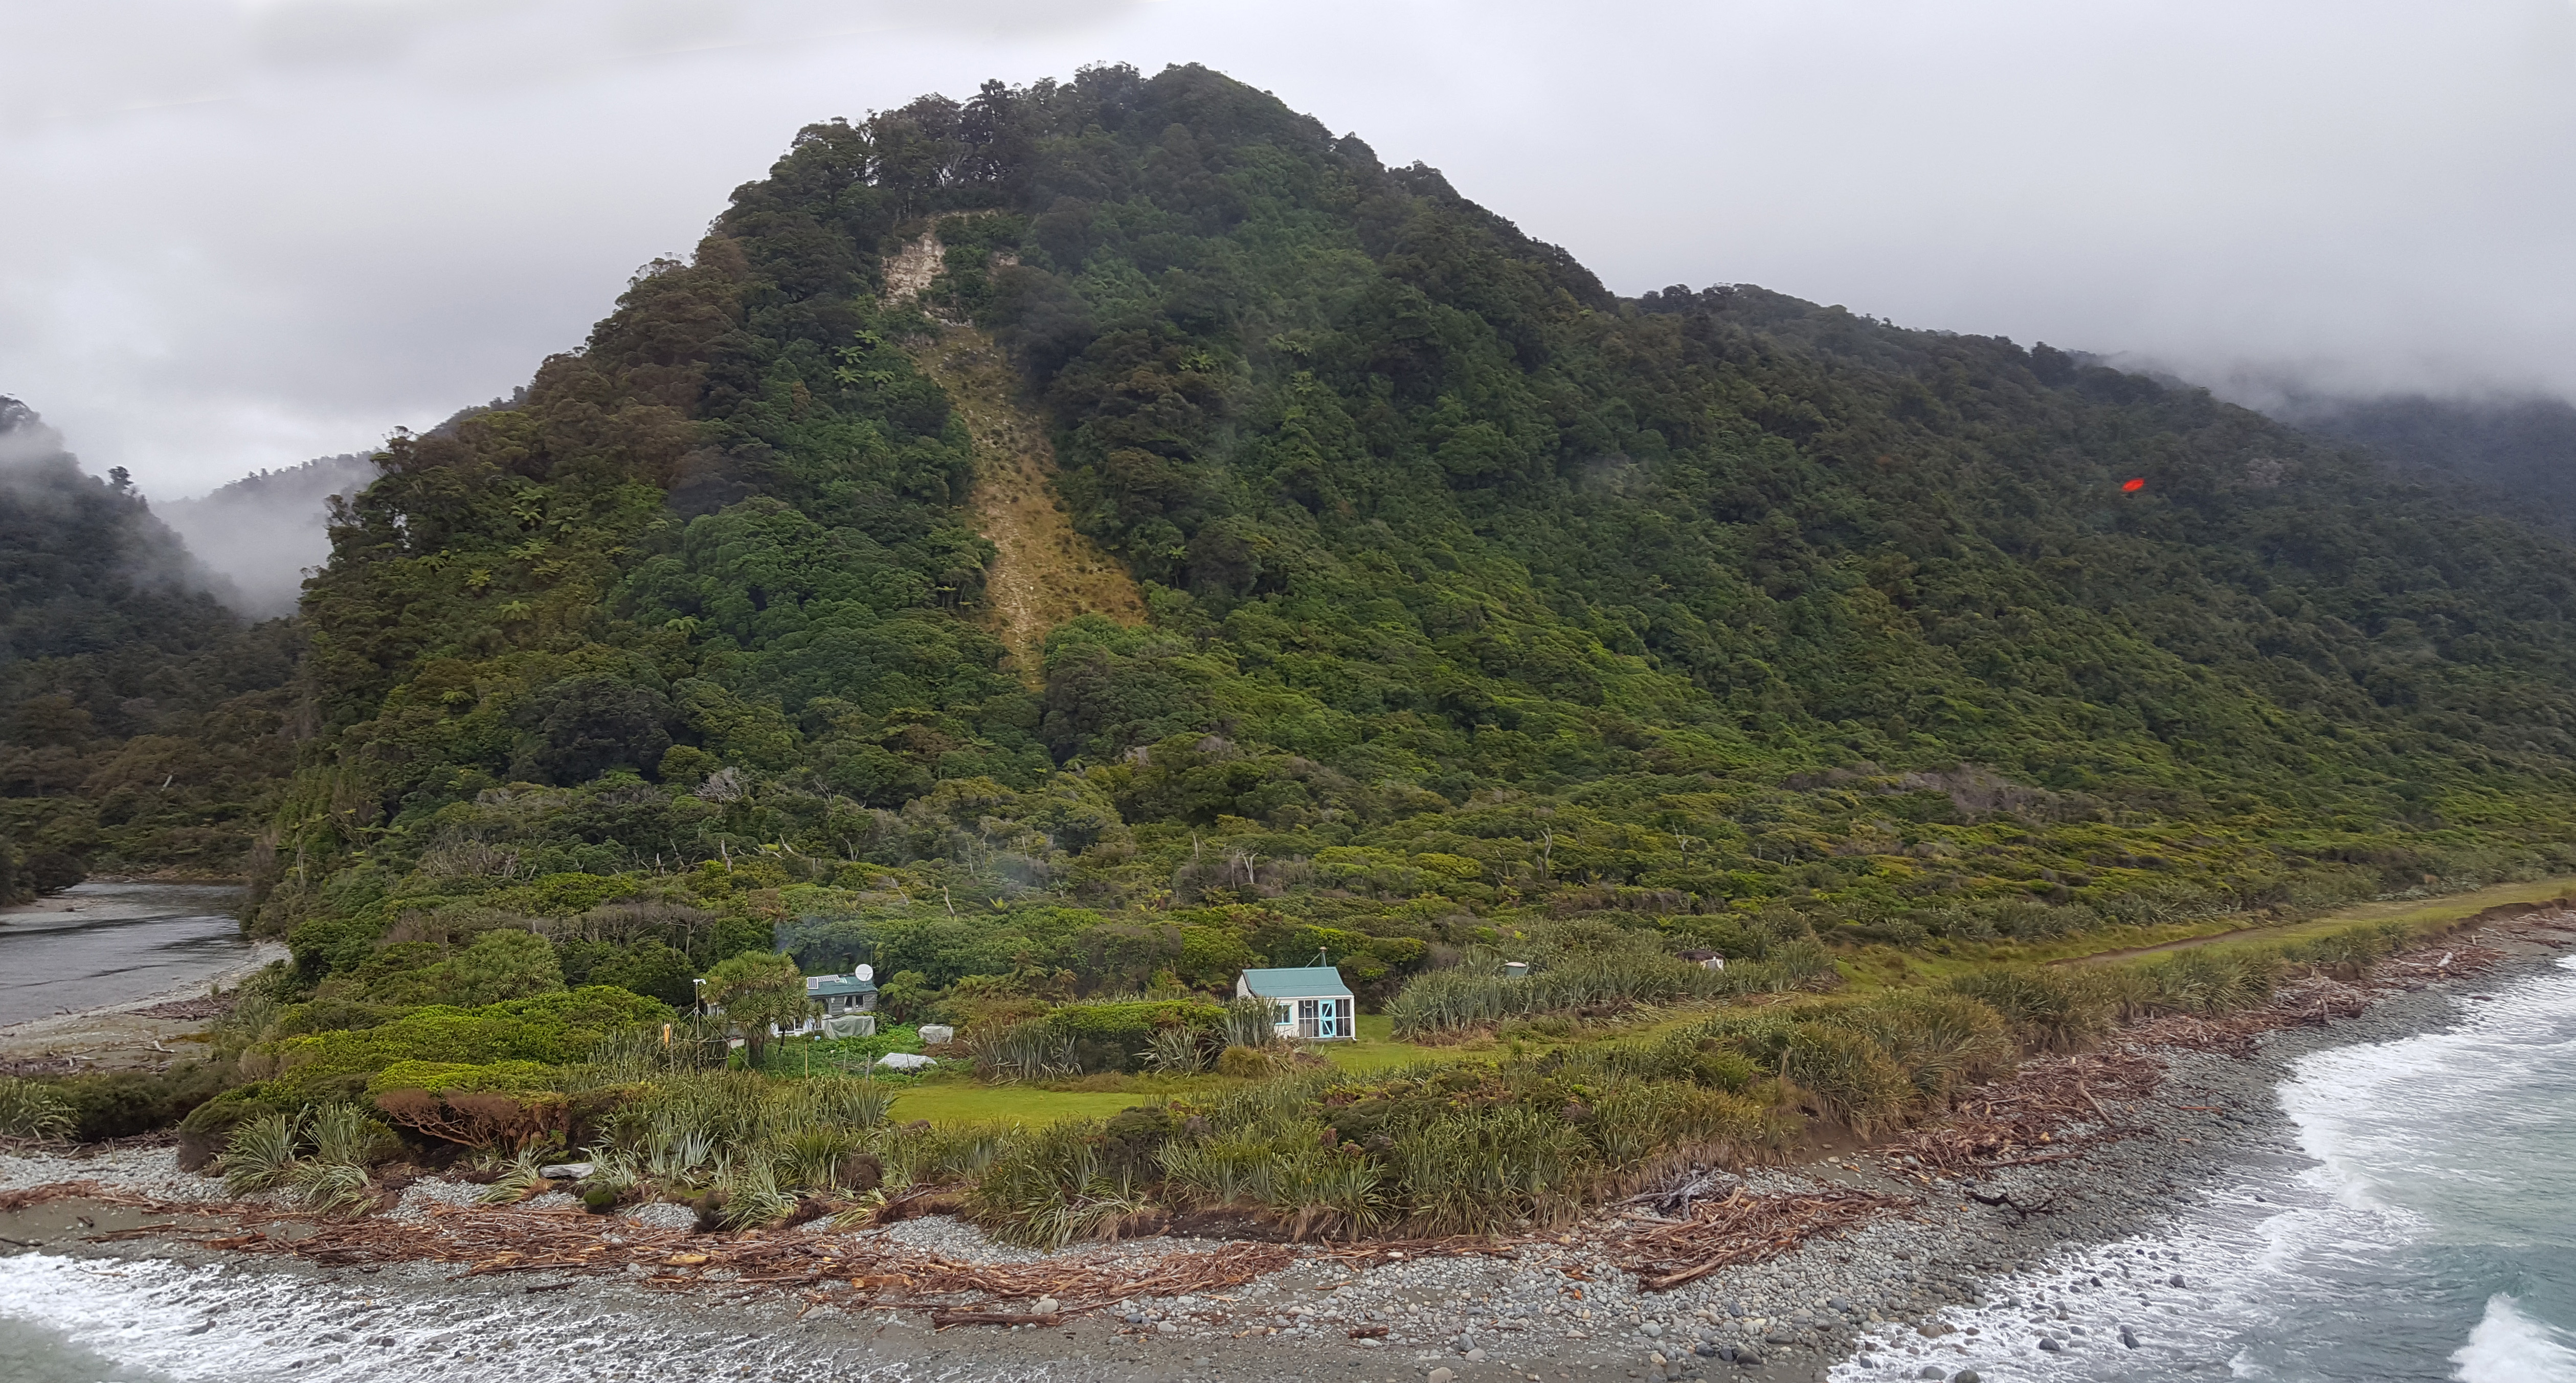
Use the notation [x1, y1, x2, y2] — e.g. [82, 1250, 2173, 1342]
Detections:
[157, 452, 374, 617]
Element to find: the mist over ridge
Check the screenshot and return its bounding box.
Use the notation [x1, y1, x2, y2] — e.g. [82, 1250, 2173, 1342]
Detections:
[0, 395, 240, 631]
[158, 452, 376, 618]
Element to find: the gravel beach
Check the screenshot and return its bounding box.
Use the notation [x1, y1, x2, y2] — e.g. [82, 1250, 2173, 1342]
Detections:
[4, 914, 2569, 1383]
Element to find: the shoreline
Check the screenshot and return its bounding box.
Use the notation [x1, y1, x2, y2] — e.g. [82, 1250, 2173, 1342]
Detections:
[0, 940, 284, 1074]
[1, 916, 2568, 1382]
[1815, 910, 2576, 1381]
[0, 878, 273, 1072]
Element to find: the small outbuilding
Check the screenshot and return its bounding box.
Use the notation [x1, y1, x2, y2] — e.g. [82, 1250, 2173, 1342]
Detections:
[1235, 966, 1356, 1040]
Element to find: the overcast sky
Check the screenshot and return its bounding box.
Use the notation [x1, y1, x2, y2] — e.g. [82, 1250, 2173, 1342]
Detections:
[5, 0, 2572, 498]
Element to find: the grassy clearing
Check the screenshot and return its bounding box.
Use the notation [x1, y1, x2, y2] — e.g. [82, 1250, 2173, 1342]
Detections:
[887, 1079, 1153, 1126]
[1314, 1017, 1458, 1074]
[885, 1023, 1464, 1122]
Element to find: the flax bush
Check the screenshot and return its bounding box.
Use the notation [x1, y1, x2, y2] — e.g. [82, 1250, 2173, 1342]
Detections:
[1946, 967, 2111, 1052]
[218, 1111, 304, 1196]
[2135, 949, 2280, 1015]
[562, 1069, 897, 1219]
[966, 1119, 1151, 1248]
[0, 1077, 75, 1141]
[216, 1104, 395, 1216]
[1822, 990, 2019, 1103]
[1141, 1025, 1214, 1074]
[2281, 920, 2415, 972]
[1219, 996, 1284, 1050]
[878, 1119, 1016, 1187]
[1390, 1103, 1597, 1236]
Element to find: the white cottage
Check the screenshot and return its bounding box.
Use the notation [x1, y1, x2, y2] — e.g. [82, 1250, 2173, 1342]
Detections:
[1235, 966, 1356, 1040]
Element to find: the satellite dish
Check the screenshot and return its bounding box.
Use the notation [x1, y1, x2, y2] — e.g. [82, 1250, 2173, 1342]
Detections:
[854, 964, 874, 983]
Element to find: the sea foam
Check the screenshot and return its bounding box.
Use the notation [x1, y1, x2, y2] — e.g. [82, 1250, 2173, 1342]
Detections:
[2454, 1295, 2576, 1383]
[0, 1251, 914, 1383]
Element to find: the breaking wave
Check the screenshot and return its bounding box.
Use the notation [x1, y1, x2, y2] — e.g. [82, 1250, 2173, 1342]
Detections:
[1833, 955, 2576, 1383]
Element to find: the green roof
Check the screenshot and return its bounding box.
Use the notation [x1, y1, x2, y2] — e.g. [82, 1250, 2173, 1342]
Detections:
[804, 975, 879, 997]
[1239, 966, 1354, 999]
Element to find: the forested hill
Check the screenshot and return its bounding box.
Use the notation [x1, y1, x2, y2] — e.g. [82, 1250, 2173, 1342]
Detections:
[258, 64, 2576, 993]
[0, 398, 301, 894]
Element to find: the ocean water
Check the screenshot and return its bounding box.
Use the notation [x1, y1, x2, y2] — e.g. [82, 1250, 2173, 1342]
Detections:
[0, 882, 250, 1025]
[1839, 954, 2576, 1383]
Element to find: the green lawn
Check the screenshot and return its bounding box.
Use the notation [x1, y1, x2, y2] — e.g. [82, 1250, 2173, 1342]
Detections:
[1314, 1015, 1460, 1073]
[878, 1018, 1472, 1126]
[887, 1080, 1161, 1126]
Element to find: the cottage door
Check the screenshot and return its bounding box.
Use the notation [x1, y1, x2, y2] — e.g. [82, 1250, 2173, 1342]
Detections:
[1316, 998, 1340, 1038]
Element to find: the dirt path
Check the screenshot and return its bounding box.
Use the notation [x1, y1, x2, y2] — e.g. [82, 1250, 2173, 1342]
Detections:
[885, 230, 1145, 676]
[2056, 874, 2576, 966]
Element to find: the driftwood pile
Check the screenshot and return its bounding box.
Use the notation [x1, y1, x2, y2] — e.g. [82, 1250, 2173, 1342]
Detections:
[2133, 931, 2515, 1057]
[1882, 924, 2551, 1167]
[129, 994, 235, 1021]
[1884, 1046, 2162, 1176]
[2126, 978, 2375, 1057]
[223, 1202, 1297, 1321]
[0, 1179, 1290, 1326]
[1609, 1187, 1906, 1291]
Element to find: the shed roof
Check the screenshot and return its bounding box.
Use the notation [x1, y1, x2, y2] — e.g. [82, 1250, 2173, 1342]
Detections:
[1238, 966, 1354, 999]
[805, 974, 879, 997]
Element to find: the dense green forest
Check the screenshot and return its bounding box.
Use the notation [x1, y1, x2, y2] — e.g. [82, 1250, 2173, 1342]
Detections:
[23, 64, 2576, 1036]
[0, 397, 302, 897]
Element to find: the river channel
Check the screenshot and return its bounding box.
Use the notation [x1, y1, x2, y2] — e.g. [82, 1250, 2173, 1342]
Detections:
[0, 882, 253, 1026]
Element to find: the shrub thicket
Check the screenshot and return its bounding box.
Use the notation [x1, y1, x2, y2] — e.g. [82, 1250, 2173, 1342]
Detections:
[1386, 942, 1839, 1038]
[264, 987, 671, 1080]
